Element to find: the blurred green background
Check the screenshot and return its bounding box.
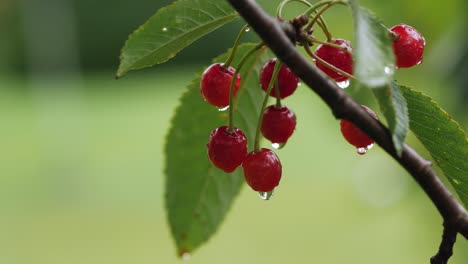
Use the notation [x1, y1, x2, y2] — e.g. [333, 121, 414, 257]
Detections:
[0, 0, 467, 263]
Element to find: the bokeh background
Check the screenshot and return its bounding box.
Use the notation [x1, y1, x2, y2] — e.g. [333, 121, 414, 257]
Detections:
[1, 0, 467, 263]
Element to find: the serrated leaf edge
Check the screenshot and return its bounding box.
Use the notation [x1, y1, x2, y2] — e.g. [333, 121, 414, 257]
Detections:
[400, 85, 468, 205]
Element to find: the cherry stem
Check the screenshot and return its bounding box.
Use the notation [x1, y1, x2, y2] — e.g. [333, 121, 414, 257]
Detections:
[276, 0, 329, 40]
[223, 24, 251, 69]
[276, 0, 331, 43]
[303, 0, 347, 16]
[307, 6, 333, 41]
[314, 14, 330, 40]
[302, 0, 335, 16]
[303, 0, 348, 41]
[277, 0, 313, 18]
[227, 43, 264, 132]
[254, 61, 282, 152]
[305, 36, 351, 54]
[304, 42, 356, 80]
[389, 29, 400, 42]
[274, 78, 282, 108]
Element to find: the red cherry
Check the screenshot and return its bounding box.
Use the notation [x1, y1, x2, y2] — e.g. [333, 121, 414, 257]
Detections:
[390, 24, 425, 68]
[261, 105, 296, 144]
[207, 126, 247, 173]
[340, 105, 378, 151]
[315, 39, 353, 82]
[200, 63, 241, 107]
[242, 148, 282, 192]
[259, 59, 299, 99]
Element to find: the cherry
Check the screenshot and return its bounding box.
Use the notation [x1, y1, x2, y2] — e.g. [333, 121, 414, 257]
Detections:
[242, 148, 282, 192]
[207, 126, 247, 173]
[390, 24, 425, 68]
[261, 105, 296, 145]
[200, 63, 241, 107]
[259, 59, 299, 99]
[315, 39, 353, 82]
[340, 105, 378, 154]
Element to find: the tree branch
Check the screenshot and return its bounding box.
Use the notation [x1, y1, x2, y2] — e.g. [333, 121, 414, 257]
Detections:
[227, 0, 468, 240]
[431, 223, 457, 264]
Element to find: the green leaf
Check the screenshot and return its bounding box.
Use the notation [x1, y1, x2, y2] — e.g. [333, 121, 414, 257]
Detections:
[350, 1, 408, 155]
[117, 0, 238, 78]
[372, 82, 409, 156]
[165, 43, 268, 256]
[400, 85, 468, 206]
[349, 1, 395, 87]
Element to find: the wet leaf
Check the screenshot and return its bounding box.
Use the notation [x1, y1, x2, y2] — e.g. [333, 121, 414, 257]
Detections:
[117, 0, 238, 77]
[165, 43, 269, 255]
[373, 82, 409, 156]
[350, 1, 408, 156]
[400, 85, 468, 206]
[350, 1, 395, 87]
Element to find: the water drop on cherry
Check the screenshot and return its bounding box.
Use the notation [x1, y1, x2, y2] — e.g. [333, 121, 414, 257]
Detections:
[218, 105, 229, 112]
[258, 190, 274, 200]
[337, 79, 350, 89]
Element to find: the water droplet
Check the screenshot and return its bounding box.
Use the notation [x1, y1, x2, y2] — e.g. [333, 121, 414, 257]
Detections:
[356, 143, 374, 155]
[336, 80, 350, 89]
[357, 147, 367, 155]
[218, 105, 229, 112]
[162, 27, 168, 32]
[384, 66, 395, 75]
[181, 252, 191, 261]
[258, 190, 274, 200]
[297, 82, 302, 86]
[272, 142, 286, 149]
[244, 27, 251, 32]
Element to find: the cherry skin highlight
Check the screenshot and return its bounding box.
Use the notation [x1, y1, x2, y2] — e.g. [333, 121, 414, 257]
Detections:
[261, 105, 296, 144]
[259, 58, 299, 99]
[207, 126, 247, 173]
[390, 24, 425, 68]
[200, 63, 241, 107]
[340, 105, 378, 149]
[315, 39, 353, 82]
[242, 148, 282, 192]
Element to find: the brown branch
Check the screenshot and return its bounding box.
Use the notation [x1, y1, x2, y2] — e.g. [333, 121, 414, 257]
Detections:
[431, 223, 458, 264]
[227, 0, 468, 241]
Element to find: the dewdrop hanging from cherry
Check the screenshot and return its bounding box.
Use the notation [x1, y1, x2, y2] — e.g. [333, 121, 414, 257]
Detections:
[340, 105, 379, 155]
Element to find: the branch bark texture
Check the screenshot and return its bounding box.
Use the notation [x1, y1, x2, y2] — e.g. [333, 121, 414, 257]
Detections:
[431, 223, 458, 264]
[226, 0, 468, 240]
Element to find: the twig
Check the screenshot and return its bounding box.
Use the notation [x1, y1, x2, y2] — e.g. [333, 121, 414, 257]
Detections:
[430, 223, 457, 264]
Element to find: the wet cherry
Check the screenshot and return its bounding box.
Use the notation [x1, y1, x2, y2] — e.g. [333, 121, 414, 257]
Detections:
[315, 39, 353, 82]
[207, 126, 247, 173]
[340, 105, 378, 154]
[261, 105, 296, 145]
[200, 63, 241, 107]
[259, 58, 299, 99]
[242, 148, 282, 192]
[390, 24, 425, 68]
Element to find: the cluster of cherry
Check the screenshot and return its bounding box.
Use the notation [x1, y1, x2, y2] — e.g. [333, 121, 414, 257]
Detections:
[200, 59, 297, 197]
[198, 23, 425, 197]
